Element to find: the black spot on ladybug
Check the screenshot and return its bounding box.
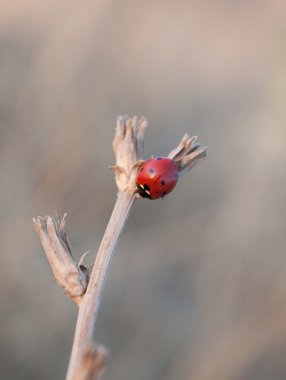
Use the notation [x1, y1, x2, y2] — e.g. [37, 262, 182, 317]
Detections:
[149, 169, 155, 173]
[143, 184, 150, 191]
[161, 180, 166, 185]
[156, 157, 162, 160]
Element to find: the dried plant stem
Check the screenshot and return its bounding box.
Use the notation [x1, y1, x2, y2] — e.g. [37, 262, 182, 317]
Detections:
[33, 116, 206, 380]
[67, 191, 135, 380]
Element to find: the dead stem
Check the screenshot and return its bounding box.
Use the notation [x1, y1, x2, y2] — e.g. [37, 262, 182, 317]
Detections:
[33, 116, 207, 380]
[66, 191, 134, 379]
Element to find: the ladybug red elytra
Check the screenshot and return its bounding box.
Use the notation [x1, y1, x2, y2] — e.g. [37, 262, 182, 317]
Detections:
[136, 157, 179, 199]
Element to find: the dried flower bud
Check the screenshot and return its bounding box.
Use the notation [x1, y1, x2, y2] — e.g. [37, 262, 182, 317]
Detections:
[33, 214, 88, 303]
[168, 134, 207, 175]
[111, 115, 147, 194]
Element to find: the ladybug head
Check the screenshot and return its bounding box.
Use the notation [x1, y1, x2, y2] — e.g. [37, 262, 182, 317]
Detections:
[136, 183, 152, 199]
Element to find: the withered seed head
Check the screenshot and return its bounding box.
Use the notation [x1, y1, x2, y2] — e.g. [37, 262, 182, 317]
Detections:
[168, 134, 207, 176]
[33, 214, 89, 303]
[111, 115, 147, 194]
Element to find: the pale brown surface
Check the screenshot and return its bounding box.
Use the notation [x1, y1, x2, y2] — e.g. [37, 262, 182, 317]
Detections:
[1, 1, 286, 380]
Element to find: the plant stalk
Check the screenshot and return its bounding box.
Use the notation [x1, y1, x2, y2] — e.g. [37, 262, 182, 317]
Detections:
[66, 191, 135, 380]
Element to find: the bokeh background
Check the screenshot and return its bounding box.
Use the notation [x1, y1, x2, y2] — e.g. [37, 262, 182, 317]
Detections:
[1, 1, 286, 379]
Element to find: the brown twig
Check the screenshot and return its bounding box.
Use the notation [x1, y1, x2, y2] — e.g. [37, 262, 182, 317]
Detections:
[33, 116, 207, 380]
[66, 190, 135, 380]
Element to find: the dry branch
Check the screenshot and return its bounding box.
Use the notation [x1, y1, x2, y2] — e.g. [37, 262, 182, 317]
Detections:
[33, 115, 207, 380]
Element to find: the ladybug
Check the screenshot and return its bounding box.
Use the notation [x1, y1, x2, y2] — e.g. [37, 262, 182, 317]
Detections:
[136, 157, 179, 199]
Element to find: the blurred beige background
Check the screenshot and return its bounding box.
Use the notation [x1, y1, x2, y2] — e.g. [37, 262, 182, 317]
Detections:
[1, 1, 286, 379]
